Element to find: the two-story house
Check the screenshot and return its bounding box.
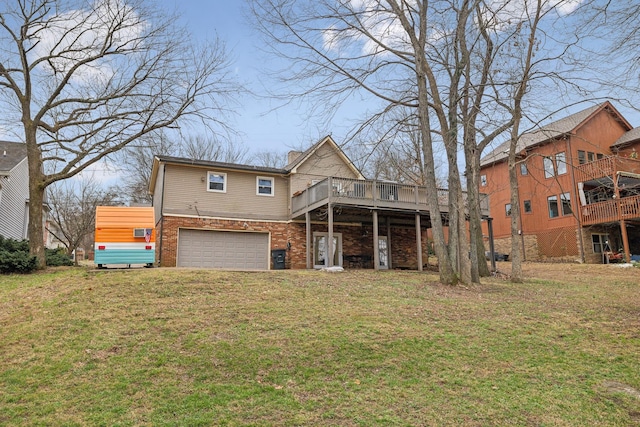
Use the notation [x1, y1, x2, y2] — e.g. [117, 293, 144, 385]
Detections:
[480, 102, 640, 263]
[150, 135, 492, 270]
[0, 141, 30, 240]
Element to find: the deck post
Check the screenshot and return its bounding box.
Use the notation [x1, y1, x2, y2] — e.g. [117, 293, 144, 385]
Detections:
[306, 211, 311, 269]
[386, 217, 392, 269]
[416, 213, 423, 271]
[620, 218, 631, 263]
[373, 210, 379, 270]
[328, 202, 334, 267]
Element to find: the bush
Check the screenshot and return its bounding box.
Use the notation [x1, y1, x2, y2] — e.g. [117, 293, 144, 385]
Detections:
[0, 235, 72, 273]
[46, 248, 73, 266]
[0, 249, 37, 274]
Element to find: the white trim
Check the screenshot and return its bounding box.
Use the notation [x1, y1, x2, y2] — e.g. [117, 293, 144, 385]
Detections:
[207, 171, 227, 193]
[256, 176, 275, 197]
[95, 242, 155, 250]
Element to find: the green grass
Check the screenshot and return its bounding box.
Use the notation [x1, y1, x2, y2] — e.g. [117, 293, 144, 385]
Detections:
[1, 265, 639, 426]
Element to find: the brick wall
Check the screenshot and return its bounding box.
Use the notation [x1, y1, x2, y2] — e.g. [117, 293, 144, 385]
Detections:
[159, 216, 432, 269]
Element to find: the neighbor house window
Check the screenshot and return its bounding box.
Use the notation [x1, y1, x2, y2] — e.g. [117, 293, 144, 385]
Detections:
[480, 175, 487, 186]
[577, 150, 586, 165]
[587, 152, 595, 162]
[207, 172, 226, 192]
[544, 156, 554, 178]
[548, 195, 559, 218]
[597, 153, 604, 160]
[592, 234, 609, 253]
[561, 192, 572, 215]
[520, 163, 528, 175]
[523, 200, 532, 213]
[556, 152, 567, 175]
[505, 203, 512, 216]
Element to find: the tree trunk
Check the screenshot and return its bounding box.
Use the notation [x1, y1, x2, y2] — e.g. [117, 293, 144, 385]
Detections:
[25, 128, 47, 269]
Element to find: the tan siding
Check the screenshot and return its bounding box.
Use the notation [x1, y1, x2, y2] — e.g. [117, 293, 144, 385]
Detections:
[163, 164, 289, 220]
[290, 142, 359, 195]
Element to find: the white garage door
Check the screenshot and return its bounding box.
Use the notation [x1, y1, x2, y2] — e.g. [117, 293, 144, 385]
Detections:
[177, 229, 269, 269]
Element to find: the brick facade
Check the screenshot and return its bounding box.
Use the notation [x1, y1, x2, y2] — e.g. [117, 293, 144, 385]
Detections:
[159, 215, 430, 269]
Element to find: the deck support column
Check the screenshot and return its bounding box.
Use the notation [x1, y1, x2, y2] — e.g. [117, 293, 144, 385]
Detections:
[416, 213, 423, 271]
[328, 203, 334, 267]
[620, 218, 631, 263]
[306, 211, 311, 269]
[373, 210, 379, 270]
[487, 217, 496, 272]
[386, 217, 392, 269]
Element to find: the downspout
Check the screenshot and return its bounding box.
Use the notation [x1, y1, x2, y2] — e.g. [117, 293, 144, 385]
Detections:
[566, 136, 585, 262]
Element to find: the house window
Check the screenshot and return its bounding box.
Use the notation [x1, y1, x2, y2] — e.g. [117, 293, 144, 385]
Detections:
[578, 150, 586, 165]
[548, 195, 559, 218]
[207, 172, 226, 192]
[592, 233, 609, 253]
[597, 153, 604, 160]
[544, 156, 554, 178]
[257, 176, 274, 196]
[523, 200, 532, 213]
[520, 163, 528, 175]
[556, 152, 567, 175]
[587, 152, 595, 162]
[561, 192, 572, 215]
[505, 203, 512, 216]
[480, 175, 487, 186]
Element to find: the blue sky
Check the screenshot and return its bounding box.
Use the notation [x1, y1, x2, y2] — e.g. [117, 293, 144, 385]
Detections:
[159, 0, 347, 155]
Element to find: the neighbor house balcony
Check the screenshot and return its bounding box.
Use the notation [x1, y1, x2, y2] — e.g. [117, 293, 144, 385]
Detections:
[581, 194, 640, 226]
[574, 155, 640, 183]
[291, 177, 490, 219]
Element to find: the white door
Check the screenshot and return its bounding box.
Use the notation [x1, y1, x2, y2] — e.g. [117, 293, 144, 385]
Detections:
[378, 236, 389, 269]
[313, 233, 342, 268]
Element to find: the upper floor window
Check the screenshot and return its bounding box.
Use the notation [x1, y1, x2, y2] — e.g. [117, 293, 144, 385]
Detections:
[544, 156, 554, 178]
[520, 163, 528, 175]
[505, 203, 512, 216]
[587, 151, 595, 162]
[556, 152, 567, 175]
[578, 150, 586, 164]
[523, 200, 532, 213]
[207, 172, 226, 193]
[257, 176, 274, 196]
[480, 175, 487, 186]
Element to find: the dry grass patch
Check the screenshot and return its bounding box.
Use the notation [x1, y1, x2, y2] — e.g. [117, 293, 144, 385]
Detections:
[0, 264, 638, 426]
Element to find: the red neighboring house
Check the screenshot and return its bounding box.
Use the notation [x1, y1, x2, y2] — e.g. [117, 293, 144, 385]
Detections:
[480, 101, 640, 263]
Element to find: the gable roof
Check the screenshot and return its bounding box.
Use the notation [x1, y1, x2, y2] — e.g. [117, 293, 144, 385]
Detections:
[0, 141, 27, 174]
[612, 127, 640, 149]
[285, 135, 365, 178]
[480, 102, 631, 167]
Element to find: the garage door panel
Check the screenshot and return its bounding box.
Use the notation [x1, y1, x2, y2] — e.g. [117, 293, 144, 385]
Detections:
[177, 229, 269, 269]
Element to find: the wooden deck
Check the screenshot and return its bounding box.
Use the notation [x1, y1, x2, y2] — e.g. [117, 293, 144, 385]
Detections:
[581, 194, 640, 225]
[575, 156, 640, 183]
[291, 177, 490, 219]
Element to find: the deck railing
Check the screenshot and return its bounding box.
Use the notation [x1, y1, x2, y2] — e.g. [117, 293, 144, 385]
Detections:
[291, 177, 489, 217]
[575, 155, 640, 183]
[580, 194, 640, 225]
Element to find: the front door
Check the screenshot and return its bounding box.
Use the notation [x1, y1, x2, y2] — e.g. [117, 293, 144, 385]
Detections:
[313, 233, 342, 268]
[378, 236, 389, 269]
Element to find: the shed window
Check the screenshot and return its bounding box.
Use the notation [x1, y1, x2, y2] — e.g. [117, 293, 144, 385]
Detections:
[207, 172, 226, 192]
[257, 176, 274, 196]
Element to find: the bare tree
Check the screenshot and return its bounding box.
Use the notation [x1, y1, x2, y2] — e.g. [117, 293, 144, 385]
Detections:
[180, 134, 248, 163]
[46, 176, 119, 264]
[250, 150, 288, 168]
[0, 0, 241, 267]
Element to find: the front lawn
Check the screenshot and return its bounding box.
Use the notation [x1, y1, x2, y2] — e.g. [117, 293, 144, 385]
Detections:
[0, 264, 638, 426]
